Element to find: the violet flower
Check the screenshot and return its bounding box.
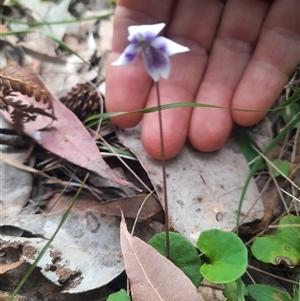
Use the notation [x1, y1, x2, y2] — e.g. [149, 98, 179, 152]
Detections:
[112, 23, 190, 82]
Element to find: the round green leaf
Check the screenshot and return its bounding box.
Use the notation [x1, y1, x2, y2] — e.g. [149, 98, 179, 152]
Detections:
[251, 215, 300, 266]
[106, 289, 131, 301]
[247, 284, 293, 301]
[148, 232, 202, 287]
[197, 229, 248, 283]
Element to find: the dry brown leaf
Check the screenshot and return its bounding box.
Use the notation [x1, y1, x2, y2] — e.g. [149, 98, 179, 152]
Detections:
[43, 193, 163, 220]
[118, 126, 264, 244]
[0, 65, 134, 188]
[120, 215, 204, 301]
[1, 211, 124, 293]
[0, 260, 25, 275]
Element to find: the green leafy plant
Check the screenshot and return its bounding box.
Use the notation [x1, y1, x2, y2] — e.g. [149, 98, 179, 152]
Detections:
[247, 284, 294, 301]
[223, 280, 248, 301]
[197, 229, 248, 283]
[106, 289, 131, 301]
[148, 232, 202, 287]
[251, 215, 300, 266]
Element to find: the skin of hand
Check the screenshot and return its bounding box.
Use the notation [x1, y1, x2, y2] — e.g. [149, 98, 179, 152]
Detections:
[105, 0, 300, 159]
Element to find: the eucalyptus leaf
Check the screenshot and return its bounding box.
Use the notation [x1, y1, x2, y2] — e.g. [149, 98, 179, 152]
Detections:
[118, 126, 264, 245]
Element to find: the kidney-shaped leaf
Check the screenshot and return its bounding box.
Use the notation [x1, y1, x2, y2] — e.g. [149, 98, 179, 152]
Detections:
[197, 229, 248, 283]
[251, 215, 300, 266]
[148, 232, 202, 287]
[120, 217, 204, 301]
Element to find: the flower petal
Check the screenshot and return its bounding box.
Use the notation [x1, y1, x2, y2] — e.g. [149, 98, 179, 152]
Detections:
[151, 36, 190, 56]
[111, 44, 141, 66]
[141, 45, 170, 82]
[128, 23, 166, 44]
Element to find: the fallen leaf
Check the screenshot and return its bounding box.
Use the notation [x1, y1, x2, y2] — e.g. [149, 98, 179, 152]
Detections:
[1, 211, 124, 293]
[118, 126, 264, 244]
[0, 116, 33, 215]
[43, 193, 163, 220]
[0, 65, 134, 188]
[120, 214, 204, 301]
[0, 260, 25, 274]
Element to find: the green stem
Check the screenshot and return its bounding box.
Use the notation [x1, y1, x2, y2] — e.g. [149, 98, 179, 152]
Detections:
[155, 81, 170, 259]
[236, 278, 245, 301]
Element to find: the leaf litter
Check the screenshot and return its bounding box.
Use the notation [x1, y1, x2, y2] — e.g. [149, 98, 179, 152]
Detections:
[0, 115, 33, 215]
[118, 126, 264, 244]
[1, 65, 134, 189]
[120, 214, 205, 301]
[1, 211, 124, 293]
[1, 0, 299, 300]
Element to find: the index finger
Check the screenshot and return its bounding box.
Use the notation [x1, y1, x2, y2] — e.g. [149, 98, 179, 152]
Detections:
[105, 0, 174, 128]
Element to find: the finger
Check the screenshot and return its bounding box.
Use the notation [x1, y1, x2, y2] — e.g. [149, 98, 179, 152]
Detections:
[141, 0, 225, 159]
[189, 0, 271, 152]
[105, 0, 174, 128]
[232, 0, 300, 125]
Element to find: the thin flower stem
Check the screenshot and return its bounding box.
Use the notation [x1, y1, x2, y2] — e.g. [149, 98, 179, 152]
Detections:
[155, 81, 170, 259]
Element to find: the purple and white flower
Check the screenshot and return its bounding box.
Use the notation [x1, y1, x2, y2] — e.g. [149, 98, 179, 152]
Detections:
[112, 23, 190, 82]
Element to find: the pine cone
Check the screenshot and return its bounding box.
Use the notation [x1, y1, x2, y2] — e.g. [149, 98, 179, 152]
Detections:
[60, 83, 101, 121]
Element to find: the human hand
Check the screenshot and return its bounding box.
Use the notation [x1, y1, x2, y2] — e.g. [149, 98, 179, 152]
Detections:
[105, 0, 300, 159]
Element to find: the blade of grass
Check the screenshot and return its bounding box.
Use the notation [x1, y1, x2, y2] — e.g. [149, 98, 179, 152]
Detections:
[98, 145, 136, 159]
[84, 88, 300, 126]
[84, 102, 270, 127]
[8, 173, 89, 301]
